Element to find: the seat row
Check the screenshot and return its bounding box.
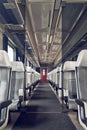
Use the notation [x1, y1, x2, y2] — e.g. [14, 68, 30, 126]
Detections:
[0, 50, 40, 130]
[48, 49, 87, 130]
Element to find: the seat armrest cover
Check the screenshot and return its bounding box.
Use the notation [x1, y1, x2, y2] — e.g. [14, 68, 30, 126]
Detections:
[76, 99, 87, 118]
[0, 100, 12, 109]
[75, 99, 84, 106]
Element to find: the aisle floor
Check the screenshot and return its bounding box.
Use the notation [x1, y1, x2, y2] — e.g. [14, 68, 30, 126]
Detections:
[4, 83, 84, 130]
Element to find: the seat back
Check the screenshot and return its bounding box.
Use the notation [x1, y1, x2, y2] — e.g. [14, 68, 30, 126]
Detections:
[75, 50, 87, 129]
[26, 66, 33, 86]
[63, 61, 77, 99]
[10, 61, 24, 101]
[0, 50, 11, 127]
[76, 50, 87, 100]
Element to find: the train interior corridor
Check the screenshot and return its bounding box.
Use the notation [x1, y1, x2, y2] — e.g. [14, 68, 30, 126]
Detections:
[4, 82, 83, 130]
[1, 0, 87, 130]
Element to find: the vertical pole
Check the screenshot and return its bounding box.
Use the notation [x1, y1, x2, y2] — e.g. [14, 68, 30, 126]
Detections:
[23, 0, 27, 100]
[61, 64, 64, 110]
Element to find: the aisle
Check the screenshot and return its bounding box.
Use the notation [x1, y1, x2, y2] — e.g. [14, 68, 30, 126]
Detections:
[13, 83, 77, 130]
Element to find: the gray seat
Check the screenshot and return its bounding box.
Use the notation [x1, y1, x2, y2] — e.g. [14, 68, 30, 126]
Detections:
[26, 66, 33, 87]
[9, 61, 24, 110]
[48, 67, 61, 96]
[26, 67, 34, 98]
[63, 61, 77, 109]
[0, 50, 11, 130]
[26, 66, 40, 98]
[75, 50, 87, 130]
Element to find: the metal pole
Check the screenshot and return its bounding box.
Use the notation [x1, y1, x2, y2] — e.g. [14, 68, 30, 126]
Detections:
[23, 0, 27, 101]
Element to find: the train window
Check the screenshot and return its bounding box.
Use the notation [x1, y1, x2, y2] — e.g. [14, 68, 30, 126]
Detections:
[43, 69, 45, 76]
[18, 56, 21, 61]
[8, 45, 14, 61]
[0, 32, 2, 50]
[27, 61, 29, 66]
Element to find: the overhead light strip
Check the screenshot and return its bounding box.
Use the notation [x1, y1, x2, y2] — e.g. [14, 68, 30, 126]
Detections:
[47, 34, 49, 43]
[49, 35, 53, 43]
[27, 0, 54, 3]
[62, 0, 87, 3]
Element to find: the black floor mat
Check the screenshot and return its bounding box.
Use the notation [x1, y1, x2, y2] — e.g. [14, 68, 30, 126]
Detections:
[13, 83, 77, 130]
[13, 112, 76, 130]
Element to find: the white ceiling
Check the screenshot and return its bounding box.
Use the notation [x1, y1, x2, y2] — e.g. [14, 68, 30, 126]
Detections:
[26, 0, 62, 65]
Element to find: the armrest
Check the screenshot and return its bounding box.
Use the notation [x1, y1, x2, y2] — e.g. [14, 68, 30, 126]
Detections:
[75, 99, 84, 107]
[26, 85, 32, 90]
[76, 99, 87, 126]
[0, 100, 12, 109]
[19, 96, 23, 102]
[59, 88, 62, 90]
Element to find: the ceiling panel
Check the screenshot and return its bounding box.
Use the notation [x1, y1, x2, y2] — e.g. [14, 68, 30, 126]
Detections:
[36, 32, 48, 44]
[51, 45, 59, 51]
[30, 2, 52, 31]
[27, 0, 55, 65]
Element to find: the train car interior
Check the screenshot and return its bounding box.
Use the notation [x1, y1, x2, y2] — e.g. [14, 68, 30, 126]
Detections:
[0, 0, 87, 130]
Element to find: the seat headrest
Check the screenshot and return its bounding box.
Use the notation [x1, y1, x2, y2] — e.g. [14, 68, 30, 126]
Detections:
[11, 61, 24, 72]
[0, 50, 11, 68]
[76, 50, 87, 67]
[26, 66, 34, 73]
[63, 61, 76, 71]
